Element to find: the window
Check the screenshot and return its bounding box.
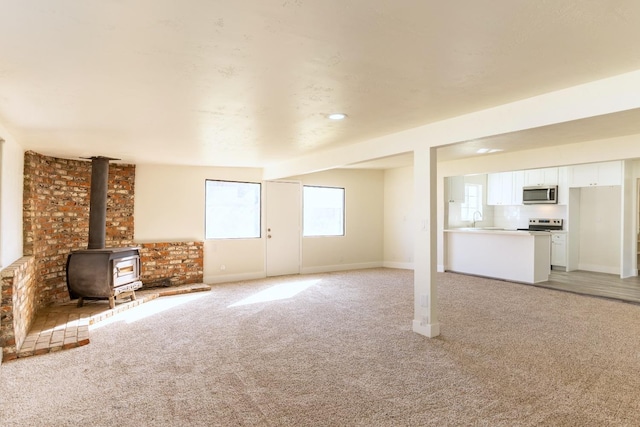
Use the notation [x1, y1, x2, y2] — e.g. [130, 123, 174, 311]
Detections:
[461, 183, 482, 221]
[303, 186, 345, 237]
[205, 180, 261, 239]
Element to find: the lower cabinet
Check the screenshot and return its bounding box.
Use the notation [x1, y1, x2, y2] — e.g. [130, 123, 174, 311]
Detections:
[551, 233, 567, 269]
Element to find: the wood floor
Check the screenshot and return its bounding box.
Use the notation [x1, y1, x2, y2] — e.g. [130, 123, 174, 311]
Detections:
[536, 269, 640, 304]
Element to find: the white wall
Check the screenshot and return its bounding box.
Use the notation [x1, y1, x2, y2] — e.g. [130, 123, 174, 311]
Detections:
[289, 169, 385, 273]
[493, 205, 567, 229]
[135, 164, 385, 283]
[446, 174, 493, 229]
[134, 163, 265, 283]
[383, 166, 414, 269]
[134, 163, 263, 242]
[0, 130, 24, 269]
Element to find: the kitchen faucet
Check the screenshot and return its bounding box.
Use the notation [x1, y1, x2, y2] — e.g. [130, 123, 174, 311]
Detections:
[472, 211, 483, 227]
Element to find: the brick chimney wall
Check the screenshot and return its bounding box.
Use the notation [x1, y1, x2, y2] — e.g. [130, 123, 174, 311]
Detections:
[23, 151, 135, 309]
[22, 151, 204, 312]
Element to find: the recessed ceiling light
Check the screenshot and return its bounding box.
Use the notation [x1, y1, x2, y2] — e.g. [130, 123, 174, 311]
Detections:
[327, 113, 347, 120]
[476, 148, 504, 154]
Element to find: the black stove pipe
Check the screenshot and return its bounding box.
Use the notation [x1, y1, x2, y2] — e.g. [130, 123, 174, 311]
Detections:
[87, 156, 117, 250]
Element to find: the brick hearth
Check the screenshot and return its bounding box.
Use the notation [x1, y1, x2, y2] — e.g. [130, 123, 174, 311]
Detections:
[14, 283, 210, 360]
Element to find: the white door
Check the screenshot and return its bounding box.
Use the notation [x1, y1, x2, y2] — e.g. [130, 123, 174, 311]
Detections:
[266, 181, 301, 276]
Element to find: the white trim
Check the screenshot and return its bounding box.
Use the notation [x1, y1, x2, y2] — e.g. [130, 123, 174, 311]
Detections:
[577, 264, 619, 275]
[205, 271, 265, 284]
[412, 320, 440, 338]
[383, 261, 414, 270]
[300, 262, 382, 275]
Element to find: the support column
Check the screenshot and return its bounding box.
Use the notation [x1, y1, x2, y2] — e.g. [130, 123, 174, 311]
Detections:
[412, 147, 440, 337]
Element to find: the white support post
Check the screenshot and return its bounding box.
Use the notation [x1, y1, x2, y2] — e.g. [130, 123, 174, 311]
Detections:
[412, 147, 440, 338]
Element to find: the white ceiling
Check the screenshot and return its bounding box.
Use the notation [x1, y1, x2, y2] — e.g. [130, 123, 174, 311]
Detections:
[2, 1, 640, 168]
[438, 107, 640, 162]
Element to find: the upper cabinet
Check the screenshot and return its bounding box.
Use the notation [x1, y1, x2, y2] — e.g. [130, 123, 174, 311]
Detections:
[487, 173, 507, 205]
[524, 167, 558, 187]
[487, 171, 521, 205]
[568, 161, 621, 187]
[521, 166, 567, 204]
[446, 175, 465, 203]
[512, 170, 525, 205]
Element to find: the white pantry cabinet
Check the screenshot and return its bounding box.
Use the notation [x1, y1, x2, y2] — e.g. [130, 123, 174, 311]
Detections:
[568, 161, 621, 187]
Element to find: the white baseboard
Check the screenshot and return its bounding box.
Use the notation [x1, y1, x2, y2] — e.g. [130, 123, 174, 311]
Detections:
[300, 261, 383, 275]
[205, 271, 265, 284]
[206, 261, 422, 283]
[577, 263, 619, 275]
[412, 320, 440, 338]
[380, 262, 445, 273]
[382, 261, 414, 270]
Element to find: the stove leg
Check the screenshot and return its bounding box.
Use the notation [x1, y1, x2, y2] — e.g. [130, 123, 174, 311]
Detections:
[77, 297, 84, 308]
[109, 295, 115, 309]
[131, 291, 137, 301]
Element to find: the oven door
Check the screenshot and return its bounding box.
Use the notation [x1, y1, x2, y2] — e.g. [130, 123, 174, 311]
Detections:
[112, 256, 140, 287]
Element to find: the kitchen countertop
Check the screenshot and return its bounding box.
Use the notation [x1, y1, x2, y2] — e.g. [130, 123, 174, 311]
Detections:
[445, 228, 551, 236]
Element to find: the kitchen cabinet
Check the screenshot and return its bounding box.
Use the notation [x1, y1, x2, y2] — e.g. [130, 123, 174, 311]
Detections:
[487, 173, 500, 205]
[512, 170, 525, 205]
[447, 175, 465, 203]
[551, 232, 567, 269]
[568, 161, 621, 187]
[557, 167, 568, 205]
[488, 171, 521, 205]
[524, 167, 558, 187]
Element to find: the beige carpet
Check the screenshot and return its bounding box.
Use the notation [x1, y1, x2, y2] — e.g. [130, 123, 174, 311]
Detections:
[2, 268, 640, 426]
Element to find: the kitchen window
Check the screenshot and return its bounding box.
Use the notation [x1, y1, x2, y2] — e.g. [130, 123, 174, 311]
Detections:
[461, 183, 482, 221]
[205, 180, 261, 239]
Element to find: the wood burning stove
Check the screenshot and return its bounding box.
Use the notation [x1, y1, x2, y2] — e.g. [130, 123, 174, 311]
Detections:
[66, 156, 142, 309]
[67, 248, 142, 308]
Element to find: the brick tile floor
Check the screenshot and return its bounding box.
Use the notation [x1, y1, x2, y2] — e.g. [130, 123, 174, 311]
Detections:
[15, 284, 211, 360]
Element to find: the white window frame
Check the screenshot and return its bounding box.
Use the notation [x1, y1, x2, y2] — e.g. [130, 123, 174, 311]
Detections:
[461, 183, 483, 222]
[303, 185, 345, 237]
[205, 180, 261, 239]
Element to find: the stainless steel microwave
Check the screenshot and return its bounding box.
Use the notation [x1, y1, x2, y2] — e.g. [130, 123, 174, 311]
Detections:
[522, 185, 558, 204]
